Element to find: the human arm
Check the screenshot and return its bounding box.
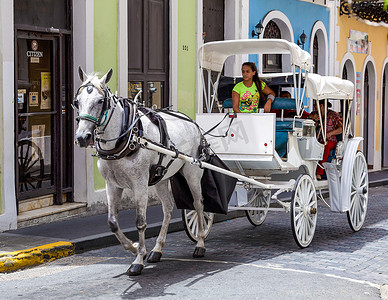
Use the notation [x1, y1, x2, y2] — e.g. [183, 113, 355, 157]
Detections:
[262, 85, 276, 113]
[232, 90, 241, 113]
[327, 121, 343, 139]
[327, 113, 343, 139]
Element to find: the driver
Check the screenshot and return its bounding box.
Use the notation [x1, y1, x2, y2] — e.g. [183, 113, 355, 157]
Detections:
[232, 62, 276, 113]
[311, 101, 343, 180]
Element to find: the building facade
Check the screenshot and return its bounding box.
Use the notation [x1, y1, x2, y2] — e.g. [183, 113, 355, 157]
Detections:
[0, 0, 196, 232]
[1, 0, 387, 232]
[336, 0, 388, 171]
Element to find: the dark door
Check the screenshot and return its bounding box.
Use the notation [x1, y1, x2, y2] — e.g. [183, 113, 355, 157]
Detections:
[202, 0, 224, 112]
[363, 68, 370, 167]
[127, 0, 169, 108]
[203, 0, 224, 43]
[15, 32, 73, 204]
[383, 69, 388, 168]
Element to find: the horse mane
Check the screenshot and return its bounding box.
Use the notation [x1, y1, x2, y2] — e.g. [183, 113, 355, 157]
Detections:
[82, 72, 106, 95]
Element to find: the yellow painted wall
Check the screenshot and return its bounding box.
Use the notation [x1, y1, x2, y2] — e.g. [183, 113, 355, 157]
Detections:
[336, 10, 388, 147]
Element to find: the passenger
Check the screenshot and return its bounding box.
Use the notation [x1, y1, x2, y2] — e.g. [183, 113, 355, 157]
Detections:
[232, 62, 276, 113]
[280, 90, 291, 98]
[312, 101, 343, 180]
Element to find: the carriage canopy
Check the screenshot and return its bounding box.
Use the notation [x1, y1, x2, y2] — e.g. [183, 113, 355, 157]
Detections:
[306, 73, 354, 101]
[198, 39, 312, 73]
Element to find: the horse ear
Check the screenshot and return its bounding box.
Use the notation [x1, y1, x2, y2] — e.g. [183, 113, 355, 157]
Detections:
[78, 66, 87, 82]
[101, 68, 113, 85]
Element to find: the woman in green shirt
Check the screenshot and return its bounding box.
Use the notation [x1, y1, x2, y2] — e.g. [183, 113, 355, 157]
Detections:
[232, 62, 276, 113]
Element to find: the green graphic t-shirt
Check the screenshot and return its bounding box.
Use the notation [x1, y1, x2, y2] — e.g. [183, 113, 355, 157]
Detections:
[232, 81, 266, 113]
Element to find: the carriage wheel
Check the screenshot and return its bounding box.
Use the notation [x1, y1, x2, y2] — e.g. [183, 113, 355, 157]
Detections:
[245, 189, 270, 226]
[291, 174, 317, 248]
[182, 209, 214, 242]
[347, 151, 368, 232]
[17, 139, 44, 192]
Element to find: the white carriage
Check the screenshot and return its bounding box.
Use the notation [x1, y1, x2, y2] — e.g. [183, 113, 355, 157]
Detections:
[181, 39, 368, 248]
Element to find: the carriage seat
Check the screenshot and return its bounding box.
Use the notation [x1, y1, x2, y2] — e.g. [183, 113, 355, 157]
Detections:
[275, 119, 303, 157]
[222, 97, 296, 110]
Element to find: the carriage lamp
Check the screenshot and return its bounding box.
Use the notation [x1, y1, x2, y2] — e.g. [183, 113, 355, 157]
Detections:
[297, 31, 307, 49]
[251, 20, 264, 38]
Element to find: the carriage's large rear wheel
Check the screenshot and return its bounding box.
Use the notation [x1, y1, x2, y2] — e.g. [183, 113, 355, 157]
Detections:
[182, 209, 214, 242]
[245, 189, 270, 226]
[347, 151, 368, 232]
[291, 174, 317, 248]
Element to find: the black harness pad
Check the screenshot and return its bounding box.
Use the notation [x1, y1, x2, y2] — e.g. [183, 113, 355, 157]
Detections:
[170, 155, 237, 214]
[138, 107, 171, 186]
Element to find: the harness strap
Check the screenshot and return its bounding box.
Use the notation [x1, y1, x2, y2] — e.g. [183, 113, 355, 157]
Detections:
[138, 107, 179, 186]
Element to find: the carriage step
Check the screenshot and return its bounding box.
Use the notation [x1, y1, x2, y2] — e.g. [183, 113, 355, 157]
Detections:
[17, 203, 87, 229]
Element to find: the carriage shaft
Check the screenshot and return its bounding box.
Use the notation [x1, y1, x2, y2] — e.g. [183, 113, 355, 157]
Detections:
[140, 138, 271, 189]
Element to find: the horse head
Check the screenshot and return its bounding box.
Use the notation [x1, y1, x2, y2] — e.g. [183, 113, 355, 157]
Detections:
[74, 67, 113, 147]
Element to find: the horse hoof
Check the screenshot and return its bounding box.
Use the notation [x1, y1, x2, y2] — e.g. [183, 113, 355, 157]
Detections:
[147, 251, 162, 263]
[193, 247, 206, 258]
[126, 264, 144, 276]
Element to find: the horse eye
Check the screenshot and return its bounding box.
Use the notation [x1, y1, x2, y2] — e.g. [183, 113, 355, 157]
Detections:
[73, 100, 79, 109]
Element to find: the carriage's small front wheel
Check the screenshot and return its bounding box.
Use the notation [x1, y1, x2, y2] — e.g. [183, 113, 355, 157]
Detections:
[182, 209, 214, 242]
[291, 174, 317, 248]
[245, 189, 270, 226]
[347, 151, 368, 232]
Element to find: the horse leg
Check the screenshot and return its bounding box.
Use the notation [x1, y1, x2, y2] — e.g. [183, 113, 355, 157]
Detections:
[147, 181, 174, 263]
[182, 165, 206, 258]
[106, 184, 138, 254]
[126, 188, 149, 276]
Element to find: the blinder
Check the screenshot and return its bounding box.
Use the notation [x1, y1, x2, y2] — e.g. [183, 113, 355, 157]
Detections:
[73, 81, 111, 127]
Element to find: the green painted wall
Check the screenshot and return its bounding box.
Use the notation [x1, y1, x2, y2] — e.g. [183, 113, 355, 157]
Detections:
[93, 0, 118, 190]
[177, 0, 197, 118]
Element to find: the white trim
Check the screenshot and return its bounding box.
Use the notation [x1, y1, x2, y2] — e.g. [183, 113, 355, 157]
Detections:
[361, 55, 377, 169]
[260, 10, 294, 74]
[0, 0, 17, 231]
[309, 20, 328, 76]
[196, 0, 204, 114]
[170, 0, 178, 110]
[224, 0, 249, 77]
[379, 57, 388, 169]
[73, 0, 96, 204]
[339, 52, 357, 133]
[118, 0, 128, 97]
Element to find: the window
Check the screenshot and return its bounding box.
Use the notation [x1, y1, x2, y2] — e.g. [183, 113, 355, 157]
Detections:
[313, 36, 319, 74]
[263, 21, 282, 73]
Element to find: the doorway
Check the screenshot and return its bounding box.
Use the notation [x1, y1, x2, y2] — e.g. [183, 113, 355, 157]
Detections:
[382, 66, 388, 168]
[15, 32, 73, 207]
[127, 0, 169, 108]
[363, 63, 375, 169]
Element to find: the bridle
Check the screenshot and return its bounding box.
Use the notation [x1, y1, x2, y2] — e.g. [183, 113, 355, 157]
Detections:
[73, 81, 114, 129]
[73, 80, 145, 160]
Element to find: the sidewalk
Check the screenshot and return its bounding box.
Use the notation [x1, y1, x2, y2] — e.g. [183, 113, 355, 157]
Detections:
[1, 169, 387, 273]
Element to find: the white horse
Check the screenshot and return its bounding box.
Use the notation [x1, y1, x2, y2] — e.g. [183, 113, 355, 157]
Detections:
[74, 67, 207, 275]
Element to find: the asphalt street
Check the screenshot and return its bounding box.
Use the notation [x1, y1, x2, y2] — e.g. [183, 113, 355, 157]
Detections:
[0, 185, 387, 299]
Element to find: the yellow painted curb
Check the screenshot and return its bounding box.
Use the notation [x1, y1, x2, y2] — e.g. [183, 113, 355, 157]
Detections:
[0, 241, 75, 273]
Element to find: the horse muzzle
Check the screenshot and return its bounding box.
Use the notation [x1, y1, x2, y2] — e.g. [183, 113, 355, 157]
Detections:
[75, 131, 93, 148]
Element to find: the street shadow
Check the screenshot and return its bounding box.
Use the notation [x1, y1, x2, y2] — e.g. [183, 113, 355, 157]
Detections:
[90, 186, 388, 299]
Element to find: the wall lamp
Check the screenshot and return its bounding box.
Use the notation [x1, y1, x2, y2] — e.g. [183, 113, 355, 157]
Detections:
[297, 30, 307, 49]
[251, 20, 264, 38]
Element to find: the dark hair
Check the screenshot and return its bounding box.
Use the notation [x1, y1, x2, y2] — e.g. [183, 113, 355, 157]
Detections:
[280, 90, 291, 98]
[318, 100, 332, 108]
[242, 62, 264, 103]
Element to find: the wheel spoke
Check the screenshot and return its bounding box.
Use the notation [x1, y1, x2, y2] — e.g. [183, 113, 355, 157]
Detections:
[188, 213, 197, 227]
[186, 210, 195, 218]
